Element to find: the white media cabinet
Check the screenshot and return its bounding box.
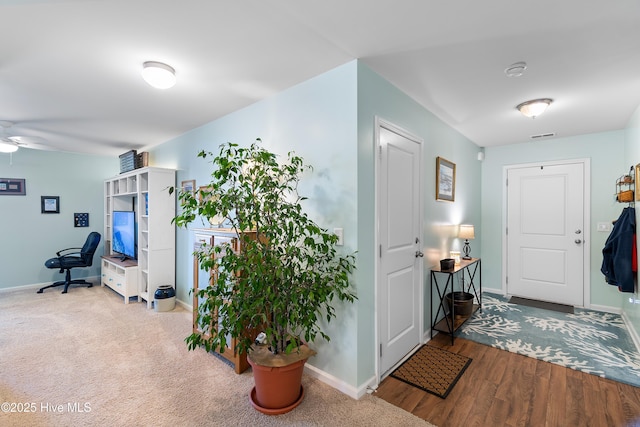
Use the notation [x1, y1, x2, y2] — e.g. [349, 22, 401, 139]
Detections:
[101, 256, 139, 304]
[104, 166, 175, 308]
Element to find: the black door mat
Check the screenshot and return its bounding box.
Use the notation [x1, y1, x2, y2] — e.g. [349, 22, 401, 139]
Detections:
[509, 296, 574, 314]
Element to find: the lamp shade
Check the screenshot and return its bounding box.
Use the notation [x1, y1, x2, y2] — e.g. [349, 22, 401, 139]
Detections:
[516, 98, 552, 118]
[0, 141, 18, 153]
[141, 61, 176, 89]
[459, 224, 475, 240]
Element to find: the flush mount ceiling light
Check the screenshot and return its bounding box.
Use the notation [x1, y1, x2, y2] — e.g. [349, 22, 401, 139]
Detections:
[141, 61, 176, 89]
[516, 98, 553, 118]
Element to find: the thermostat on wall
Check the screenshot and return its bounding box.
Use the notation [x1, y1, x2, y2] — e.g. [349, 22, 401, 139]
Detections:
[74, 213, 89, 227]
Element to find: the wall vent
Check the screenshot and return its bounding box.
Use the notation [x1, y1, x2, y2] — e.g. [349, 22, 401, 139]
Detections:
[530, 132, 556, 139]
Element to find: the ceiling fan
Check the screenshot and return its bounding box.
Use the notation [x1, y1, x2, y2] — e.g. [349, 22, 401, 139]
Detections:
[0, 120, 49, 153]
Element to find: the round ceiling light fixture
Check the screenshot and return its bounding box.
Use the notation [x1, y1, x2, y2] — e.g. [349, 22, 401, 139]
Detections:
[141, 61, 176, 89]
[516, 98, 553, 118]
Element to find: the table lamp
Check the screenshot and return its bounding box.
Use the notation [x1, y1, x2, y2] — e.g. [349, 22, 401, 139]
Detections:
[459, 224, 475, 260]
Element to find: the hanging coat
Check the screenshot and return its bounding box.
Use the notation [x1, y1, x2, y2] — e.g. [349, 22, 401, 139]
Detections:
[601, 207, 636, 293]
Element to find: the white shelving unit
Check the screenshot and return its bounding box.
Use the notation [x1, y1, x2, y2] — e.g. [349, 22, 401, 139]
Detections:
[104, 166, 175, 308]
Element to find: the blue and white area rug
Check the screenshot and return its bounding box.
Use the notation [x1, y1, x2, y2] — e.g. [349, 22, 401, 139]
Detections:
[457, 293, 640, 388]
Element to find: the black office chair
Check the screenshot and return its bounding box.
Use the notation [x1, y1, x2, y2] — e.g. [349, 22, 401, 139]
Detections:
[38, 232, 101, 294]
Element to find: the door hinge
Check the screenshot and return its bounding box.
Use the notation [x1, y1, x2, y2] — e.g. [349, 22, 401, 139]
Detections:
[380, 343, 382, 358]
[379, 145, 382, 159]
[379, 245, 382, 258]
[506, 276, 508, 284]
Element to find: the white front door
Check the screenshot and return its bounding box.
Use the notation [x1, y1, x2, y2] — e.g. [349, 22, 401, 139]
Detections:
[506, 161, 587, 306]
[377, 119, 423, 376]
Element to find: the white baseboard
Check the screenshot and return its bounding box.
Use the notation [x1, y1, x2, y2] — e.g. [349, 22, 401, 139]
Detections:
[484, 289, 621, 313]
[0, 276, 100, 293]
[304, 363, 371, 400]
[0, 282, 47, 293]
[178, 297, 372, 399]
[357, 375, 380, 398]
[176, 298, 192, 311]
[177, 298, 370, 400]
[621, 311, 640, 354]
[589, 303, 621, 314]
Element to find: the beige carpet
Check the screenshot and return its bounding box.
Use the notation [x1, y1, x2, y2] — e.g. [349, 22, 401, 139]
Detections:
[0, 284, 434, 426]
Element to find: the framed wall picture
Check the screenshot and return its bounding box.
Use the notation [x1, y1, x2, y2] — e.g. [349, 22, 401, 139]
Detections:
[41, 196, 60, 214]
[0, 178, 26, 195]
[436, 157, 456, 202]
[181, 179, 196, 192]
[198, 185, 212, 203]
[198, 185, 224, 227]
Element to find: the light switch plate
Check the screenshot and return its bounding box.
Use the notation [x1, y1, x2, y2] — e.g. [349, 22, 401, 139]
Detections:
[334, 228, 344, 246]
[597, 222, 611, 232]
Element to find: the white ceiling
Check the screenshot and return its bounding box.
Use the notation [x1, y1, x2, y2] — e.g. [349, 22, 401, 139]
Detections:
[1, 0, 640, 156]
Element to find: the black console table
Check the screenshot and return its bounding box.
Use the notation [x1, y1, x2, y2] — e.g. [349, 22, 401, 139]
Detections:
[430, 258, 481, 344]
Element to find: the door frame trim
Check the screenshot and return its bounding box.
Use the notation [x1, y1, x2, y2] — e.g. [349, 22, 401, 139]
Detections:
[374, 116, 425, 384]
[501, 158, 591, 308]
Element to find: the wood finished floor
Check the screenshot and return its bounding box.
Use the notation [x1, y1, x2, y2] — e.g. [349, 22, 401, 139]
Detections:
[376, 334, 640, 427]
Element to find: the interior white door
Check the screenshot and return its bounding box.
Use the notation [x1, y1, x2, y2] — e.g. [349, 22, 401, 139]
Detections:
[506, 162, 585, 306]
[378, 122, 422, 376]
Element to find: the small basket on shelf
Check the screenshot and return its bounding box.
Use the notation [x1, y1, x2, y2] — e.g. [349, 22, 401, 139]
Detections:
[445, 292, 474, 317]
[616, 168, 635, 203]
[617, 190, 634, 203]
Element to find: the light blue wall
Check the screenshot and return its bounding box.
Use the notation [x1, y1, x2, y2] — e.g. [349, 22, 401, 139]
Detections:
[356, 62, 482, 385]
[481, 131, 627, 308]
[151, 61, 360, 386]
[149, 60, 482, 391]
[0, 149, 117, 290]
[624, 105, 640, 326]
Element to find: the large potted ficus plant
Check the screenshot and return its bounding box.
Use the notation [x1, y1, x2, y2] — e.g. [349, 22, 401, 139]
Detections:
[171, 139, 356, 414]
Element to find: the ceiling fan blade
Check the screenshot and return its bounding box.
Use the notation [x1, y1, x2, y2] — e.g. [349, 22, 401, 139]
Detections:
[8, 136, 51, 150]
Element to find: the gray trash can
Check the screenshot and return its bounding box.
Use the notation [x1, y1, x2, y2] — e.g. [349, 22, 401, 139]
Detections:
[154, 285, 176, 312]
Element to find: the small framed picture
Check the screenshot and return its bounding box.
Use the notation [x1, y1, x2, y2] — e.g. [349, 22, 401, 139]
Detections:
[41, 196, 60, 214]
[0, 178, 26, 195]
[436, 157, 456, 202]
[181, 179, 196, 193]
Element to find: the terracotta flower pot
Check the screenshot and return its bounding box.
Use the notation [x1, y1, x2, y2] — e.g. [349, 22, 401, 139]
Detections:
[247, 344, 316, 415]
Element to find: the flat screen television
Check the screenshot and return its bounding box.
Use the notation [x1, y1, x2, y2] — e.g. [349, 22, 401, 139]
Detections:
[112, 210, 136, 261]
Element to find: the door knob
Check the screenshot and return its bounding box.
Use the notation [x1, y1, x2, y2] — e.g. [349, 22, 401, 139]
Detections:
[415, 251, 424, 258]
[575, 239, 582, 244]
[575, 229, 582, 234]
